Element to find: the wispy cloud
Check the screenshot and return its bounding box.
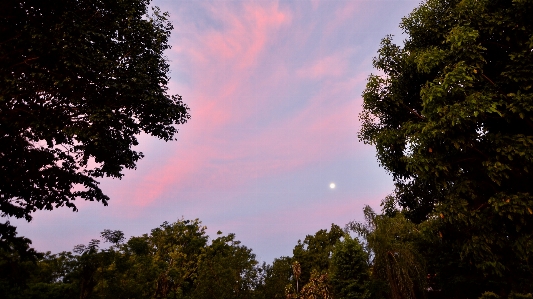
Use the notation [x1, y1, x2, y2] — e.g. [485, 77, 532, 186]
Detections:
[114, 0, 371, 207]
[296, 50, 354, 80]
[14, 0, 422, 262]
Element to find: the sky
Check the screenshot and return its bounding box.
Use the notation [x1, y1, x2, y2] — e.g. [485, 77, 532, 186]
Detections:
[14, 0, 421, 264]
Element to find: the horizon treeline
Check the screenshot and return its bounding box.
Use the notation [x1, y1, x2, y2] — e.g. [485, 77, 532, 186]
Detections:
[1, 210, 532, 299]
[1, 217, 362, 299]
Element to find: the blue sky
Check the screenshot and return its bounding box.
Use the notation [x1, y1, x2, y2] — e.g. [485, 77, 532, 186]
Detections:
[14, 0, 420, 263]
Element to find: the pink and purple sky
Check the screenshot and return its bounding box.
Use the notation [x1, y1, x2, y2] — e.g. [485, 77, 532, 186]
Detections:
[14, 0, 420, 263]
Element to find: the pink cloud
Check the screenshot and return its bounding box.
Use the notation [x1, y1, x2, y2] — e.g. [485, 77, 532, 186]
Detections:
[12, 0, 418, 260]
[296, 50, 353, 80]
[116, 95, 367, 208]
[102, 1, 375, 208]
[182, 1, 290, 71]
[120, 76, 368, 208]
[311, 0, 320, 11]
[324, 1, 364, 36]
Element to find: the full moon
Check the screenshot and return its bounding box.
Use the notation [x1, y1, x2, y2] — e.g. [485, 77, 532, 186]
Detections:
[329, 183, 336, 189]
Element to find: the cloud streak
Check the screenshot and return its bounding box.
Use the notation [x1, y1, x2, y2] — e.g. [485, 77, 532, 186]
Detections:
[113, 0, 372, 207]
[14, 0, 421, 263]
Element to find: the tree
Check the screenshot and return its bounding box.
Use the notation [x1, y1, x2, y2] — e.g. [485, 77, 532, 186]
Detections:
[193, 232, 261, 299]
[15, 251, 78, 299]
[0, 222, 43, 299]
[299, 269, 332, 299]
[16, 219, 209, 299]
[0, 0, 190, 222]
[292, 224, 344, 287]
[359, 0, 533, 292]
[347, 206, 426, 299]
[255, 257, 293, 299]
[144, 219, 208, 298]
[1, 219, 269, 298]
[329, 235, 371, 299]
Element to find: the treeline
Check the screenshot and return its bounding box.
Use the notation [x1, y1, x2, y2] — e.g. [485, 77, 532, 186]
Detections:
[2, 210, 532, 299]
[0, 218, 364, 299]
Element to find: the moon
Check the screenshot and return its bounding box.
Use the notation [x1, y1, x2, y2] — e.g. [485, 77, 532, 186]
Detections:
[329, 183, 336, 189]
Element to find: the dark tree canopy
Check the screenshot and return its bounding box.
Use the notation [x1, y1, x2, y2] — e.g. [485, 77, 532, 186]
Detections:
[329, 235, 370, 299]
[292, 224, 344, 287]
[0, 0, 189, 221]
[360, 0, 533, 290]
[0, 219, 263, 299]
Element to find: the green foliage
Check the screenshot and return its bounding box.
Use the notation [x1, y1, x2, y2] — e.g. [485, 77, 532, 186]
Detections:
[256, 257, 293, 299]
[509, 293, 533, 299]
[347, 206, 426, 299]
[282, 225, 378, 299]
[299, 269, 332, 299]
[0, 222, 42, 299]
[0, 0, 190, 222]
[292, 224, 344, 287]
[480, 292, 500, 299]
[329, 235, 371, 299]
[81, 219, 210, 298]
[145, 219, 208, 298]
[5, 219, 264, 299]
[360, 0, 533, 294]
[193, 233, 260, 299]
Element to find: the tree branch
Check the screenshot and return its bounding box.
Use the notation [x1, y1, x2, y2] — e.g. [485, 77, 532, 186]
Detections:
[400, 102, 425, 120]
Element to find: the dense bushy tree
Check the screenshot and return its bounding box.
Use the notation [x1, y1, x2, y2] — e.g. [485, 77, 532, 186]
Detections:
[329, 235, 371, 299]
[15, 251, 77, 299]
[299, 269, 332, 299]
[347, 206, 426, 299]
[0, 0, 190, 222]
[359, 0, 533, 293]
[256, 257, 293, 299]
[193, 233, 260, 299]
[4, 219, 265, 299]
[292, 224, 344, 287]
[0, 222, 43, 299]
[146, 219, 208, 298]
